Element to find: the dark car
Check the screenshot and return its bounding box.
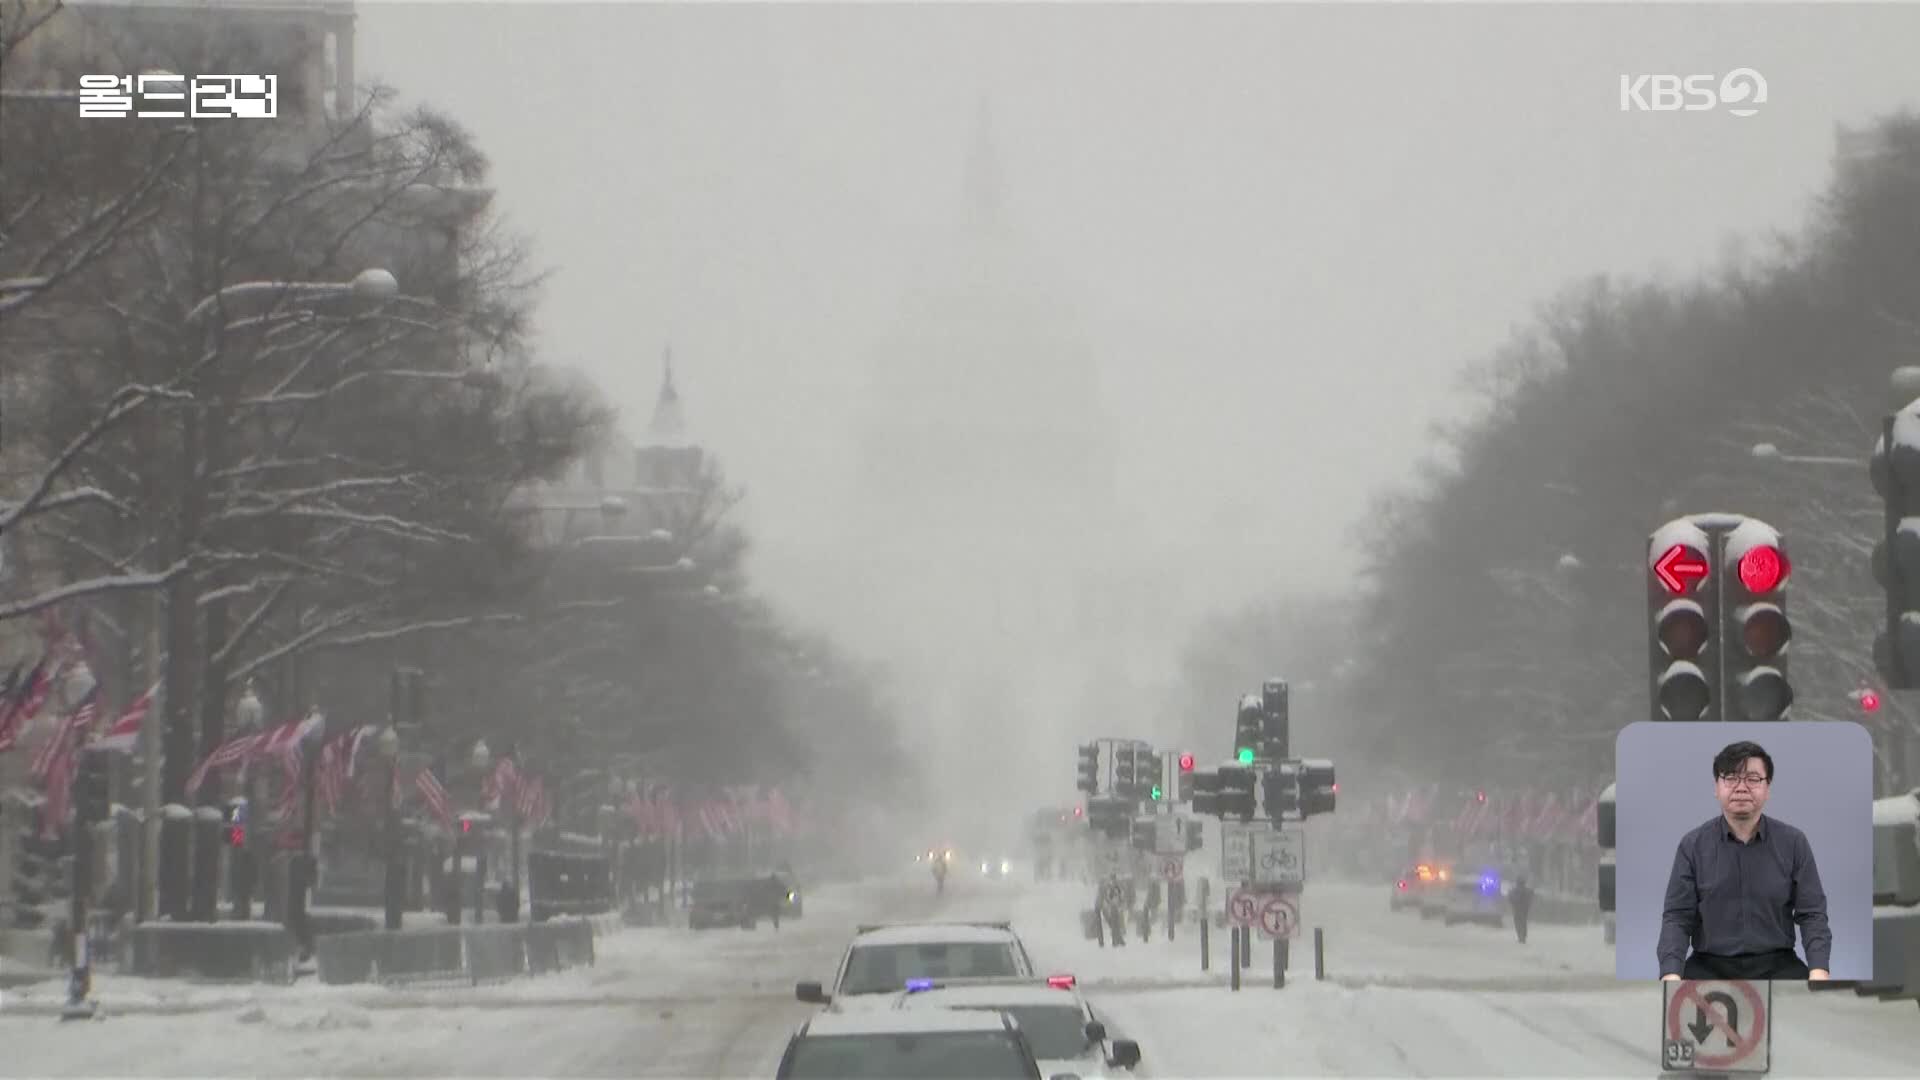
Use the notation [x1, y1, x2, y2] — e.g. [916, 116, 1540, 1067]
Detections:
[772, 870, 805, 919]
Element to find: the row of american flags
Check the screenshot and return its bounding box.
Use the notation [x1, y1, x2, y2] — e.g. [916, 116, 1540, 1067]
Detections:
[0, 626, 565, 840]
[3, 626, 807, 844]
[618, 780, 801, 841]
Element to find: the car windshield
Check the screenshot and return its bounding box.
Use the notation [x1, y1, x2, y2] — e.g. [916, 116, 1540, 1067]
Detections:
[839, 943, 1022, 994]
[782, 1031, 1034, 1079]
[961, 1005, 1090, 1060]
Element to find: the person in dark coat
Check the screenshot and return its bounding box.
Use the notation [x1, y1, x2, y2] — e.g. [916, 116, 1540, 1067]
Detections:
[1100, 874, 1128, 947]
[762, 874, 785, 930]
[1509, 875, 1535, 944]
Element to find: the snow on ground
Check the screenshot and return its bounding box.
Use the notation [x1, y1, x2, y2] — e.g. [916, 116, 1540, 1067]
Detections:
[999, 878, 1616, 990]
[7, 871, 1917, 1078]
[1095, 980, 1920, 1078]
[0, 878, 912, 1078]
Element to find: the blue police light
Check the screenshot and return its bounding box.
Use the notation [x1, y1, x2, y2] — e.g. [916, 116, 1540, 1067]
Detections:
[1479, 872, 1501, 895]
[905, 978, 934, 992]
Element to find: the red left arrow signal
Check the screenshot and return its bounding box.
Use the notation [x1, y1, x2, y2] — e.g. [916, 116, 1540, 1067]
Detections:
[1653, 544, 1709, 595]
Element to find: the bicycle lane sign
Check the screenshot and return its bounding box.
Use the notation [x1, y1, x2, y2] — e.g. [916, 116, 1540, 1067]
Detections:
[1251, 828, 1304, 887]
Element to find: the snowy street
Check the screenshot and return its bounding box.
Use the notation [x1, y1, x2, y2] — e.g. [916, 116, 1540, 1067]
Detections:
[5, 873, 1918, 1077]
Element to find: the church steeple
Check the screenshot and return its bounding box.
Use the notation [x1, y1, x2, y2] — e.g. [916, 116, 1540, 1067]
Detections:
[645, 345, 687, 448]
[965, 94, 1002, 231]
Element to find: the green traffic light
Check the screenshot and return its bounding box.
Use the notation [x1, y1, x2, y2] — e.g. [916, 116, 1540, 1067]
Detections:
[1150, 785, 1163, 800]
[1237, 747, 1255, 765]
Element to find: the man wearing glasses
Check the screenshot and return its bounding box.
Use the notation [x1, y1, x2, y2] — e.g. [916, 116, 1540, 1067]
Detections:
[1657, 741, 1831, 981]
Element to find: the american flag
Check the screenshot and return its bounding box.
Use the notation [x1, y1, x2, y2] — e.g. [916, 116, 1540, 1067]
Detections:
[92, 681, 160, 753]
[31, 687, 98, 780]
[414, 767, 453, 827]
[482, 756, 520, 808]
[515, 773, 543, 820]
[39, 737, 78, 840]
[0, 658, 56, 752]
[0, 660, 45, 752]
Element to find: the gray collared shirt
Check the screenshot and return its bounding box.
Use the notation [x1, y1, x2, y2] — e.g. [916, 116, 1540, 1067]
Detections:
[1657, 813, 1831, 976]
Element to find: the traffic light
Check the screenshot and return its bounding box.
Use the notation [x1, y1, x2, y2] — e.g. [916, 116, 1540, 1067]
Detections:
[1872, 398, 1920, 689]
[1178, 752, 1195, 773]
[1131, 818, 1155, 851]
[1087, 797, 1130, 838]
[1298, 759, 1336, 818]
[1141, 751, 1165, 800]
[1075, 743, 1099, 795]
[1859, 688, 1883, 714]
[1114, 746, 1137, 797]
[1185, 820, 1204, 851]
[1188, 770, 1225, 816]
[1234, 696, 1262, 765]
[1648, 521, 1717, 723]
[1262, 765, 1299, 820]
[1215, 765, 1256, 820]
[1721, 521, 1791, 721]
[223, 799, 247, 848]
[1261, 678, 1290, 760]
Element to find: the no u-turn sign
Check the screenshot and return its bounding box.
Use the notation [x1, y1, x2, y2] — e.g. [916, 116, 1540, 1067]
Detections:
[1661, 979, 1770, 1073]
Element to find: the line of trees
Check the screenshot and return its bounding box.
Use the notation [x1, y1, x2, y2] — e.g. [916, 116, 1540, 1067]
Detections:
[1163, 111, 1920, 797]
[0, 1, 912, 910]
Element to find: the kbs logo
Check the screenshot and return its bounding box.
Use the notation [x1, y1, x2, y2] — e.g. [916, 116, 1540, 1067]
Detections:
[1619, 69, 1767, 117]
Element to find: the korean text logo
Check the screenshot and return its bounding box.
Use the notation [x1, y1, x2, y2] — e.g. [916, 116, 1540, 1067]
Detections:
[1619, 69, 1767, 117]
[79, 74, 277, 119]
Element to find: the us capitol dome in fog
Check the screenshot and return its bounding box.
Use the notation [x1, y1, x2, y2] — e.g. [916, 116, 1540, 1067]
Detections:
[830, 100, 1179, 791]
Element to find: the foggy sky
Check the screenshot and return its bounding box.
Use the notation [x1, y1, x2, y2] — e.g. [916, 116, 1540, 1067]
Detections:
[354, 1, 1920, 818]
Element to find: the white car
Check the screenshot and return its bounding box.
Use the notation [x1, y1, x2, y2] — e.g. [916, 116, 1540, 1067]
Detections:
[895, 976, 1143, 1079]
[774, 1005, 1046, 1079]
[796, 922, 1037, 1012]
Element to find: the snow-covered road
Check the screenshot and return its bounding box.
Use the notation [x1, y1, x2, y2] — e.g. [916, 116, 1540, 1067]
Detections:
[4, 873, 1916, 1077]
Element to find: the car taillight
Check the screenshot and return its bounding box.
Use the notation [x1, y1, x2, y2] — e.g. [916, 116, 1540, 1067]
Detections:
[1047, 974, 1075, 989]
[1397, 879, 1407, 890]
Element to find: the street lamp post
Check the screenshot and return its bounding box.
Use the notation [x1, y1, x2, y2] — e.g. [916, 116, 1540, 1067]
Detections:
[378, 724, 402, 931]
[60, 661, 98, 1021]
[163, 269, 397, 923]
[288, 707, 326, 968]
[469, 739, 491, 924]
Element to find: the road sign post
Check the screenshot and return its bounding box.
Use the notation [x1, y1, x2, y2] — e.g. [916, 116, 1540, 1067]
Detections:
[1256, 892, 1300, 940]
[1221, 822, 1253, 880]
[1661, 979, 1770, 1073]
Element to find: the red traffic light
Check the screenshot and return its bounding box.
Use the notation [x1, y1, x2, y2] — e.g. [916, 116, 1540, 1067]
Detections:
[1178, 753, 1195, 772]
[1737, 544, 1788, 594]
[1073, 805, 1083, 818]
[1653, 544, 1710, 595]
[1476, 790, 1486, 803]
[1861, 690, 1881, 713]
